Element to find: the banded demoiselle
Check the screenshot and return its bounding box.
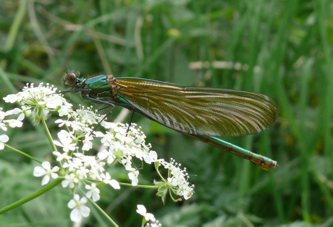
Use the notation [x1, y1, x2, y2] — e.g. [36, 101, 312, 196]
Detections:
[63, 72, 278, 170]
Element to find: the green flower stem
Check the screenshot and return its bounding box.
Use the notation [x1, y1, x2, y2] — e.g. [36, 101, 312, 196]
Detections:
[120, 183, 158, 189]
[154, 163, 166, 181]
[5, 144, 41, 163]
[169, 189, 181, 202]
[0, 178, 62, 215]
[89, 198, 119, 227]
[41, 118, 57, 151]
[141, 219, 146, 227]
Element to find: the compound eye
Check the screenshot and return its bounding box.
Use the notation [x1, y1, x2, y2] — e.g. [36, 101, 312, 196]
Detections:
[63, 72, 78, 88]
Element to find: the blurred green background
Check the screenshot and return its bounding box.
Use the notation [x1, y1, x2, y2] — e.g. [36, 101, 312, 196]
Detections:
[1, 0, 333, 226]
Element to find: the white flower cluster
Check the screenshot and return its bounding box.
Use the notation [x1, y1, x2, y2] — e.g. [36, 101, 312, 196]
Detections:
[159, 159, 194, 200]
[3, 83, 72, 123]
[3, 83, 194, 224]
[97, 121, 158, 185]
[0, 107, 24, 149]
[136, 204, 161, 227]
[55, 106, 104, 151]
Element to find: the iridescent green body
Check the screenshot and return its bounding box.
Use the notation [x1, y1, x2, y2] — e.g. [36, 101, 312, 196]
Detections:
[64, 73, 278, 170]
[81, 75, 110, 95]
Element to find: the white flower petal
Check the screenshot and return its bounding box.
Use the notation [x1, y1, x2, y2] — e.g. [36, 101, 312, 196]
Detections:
[80, 206, 90, 217]
[33, 166, 46, 177]
[109, 179, 120, 190]
[5, 108, 22, 115]
[146, 212, 155, 221]
[128, 170, 139, 186]
[136, 205, 156, 221]
[52, 166, 60, 172]
[50, 172, 59, 179]
[0, 134, 9, 143]
[68, 199, 76, 209]
[41, 175, 50, 185]
[41, 161, 51, 170]
[70, 209, 82, 222]
[6, 119, 23, 128]
[136, 205, 147, 216]
[3, 94, 20, 103]
[46, 96, 63, 109]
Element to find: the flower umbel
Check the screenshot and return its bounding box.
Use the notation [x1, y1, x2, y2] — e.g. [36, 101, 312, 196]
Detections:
[155, 158, 194, 202]
[3, 83, 72, 123]
[3, 83, 194, 225]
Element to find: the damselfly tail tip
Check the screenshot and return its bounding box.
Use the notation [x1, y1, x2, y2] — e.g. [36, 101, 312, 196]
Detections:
[249, 155, 278, 170]
[258, 160, 278, 171]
